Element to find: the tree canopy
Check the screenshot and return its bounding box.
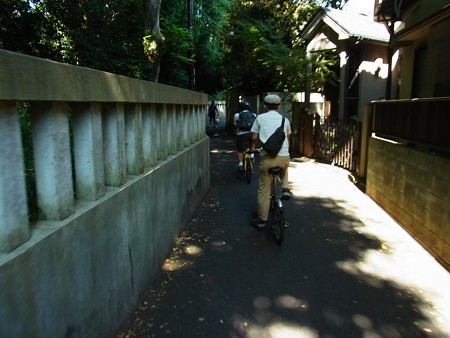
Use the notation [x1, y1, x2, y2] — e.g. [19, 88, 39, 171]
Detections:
[0, 0, 345, 96]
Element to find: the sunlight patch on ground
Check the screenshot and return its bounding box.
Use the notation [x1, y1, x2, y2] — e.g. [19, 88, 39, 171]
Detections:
[253, 296, 272, 310]
[210, 240, 234, 252]
[335, 248, 450, 334]
[252, 295, 309, 312]
[231, 295, 313, 337]
[351, 217, 450, 333]
[351, 313, 373, 330]
[211, 240, 227, 247]
[183, 244, 203, 256]
[265, 323, 318, 338]
[288, 160, 450, 335]
[232, 317, 319, 338]
[162, 258, 192, 271]
[211, 148, 235, 154]
[274, 295, 309, 310]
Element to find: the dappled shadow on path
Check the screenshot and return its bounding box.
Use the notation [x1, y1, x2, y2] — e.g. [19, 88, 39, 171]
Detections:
[116, 128, 444, 338]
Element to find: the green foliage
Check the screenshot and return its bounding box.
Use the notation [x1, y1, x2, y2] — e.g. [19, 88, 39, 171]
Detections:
[222, 0, 317, 94]
[221, 0, 341, 95]
[0, 0, 341, 94]
[158, 0, 230, 92]
[319, 0, 347, 9]
[158, 19, 192, 88]
[278, 49, 339, 93]
[1, 0, 155, 79]
[0, 0, 41, 54]
[193, 0, 231, 94]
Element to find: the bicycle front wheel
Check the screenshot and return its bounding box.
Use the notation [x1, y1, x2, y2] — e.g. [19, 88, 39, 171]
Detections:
[245, 157, 252, 184]
[269, 203, 285, 245]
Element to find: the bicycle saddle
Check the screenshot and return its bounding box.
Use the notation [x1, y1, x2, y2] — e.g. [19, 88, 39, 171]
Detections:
[268, 167, 283, 175]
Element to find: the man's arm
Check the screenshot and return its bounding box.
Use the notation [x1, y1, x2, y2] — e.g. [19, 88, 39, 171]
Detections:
[233, 113, 238, 135]
[251, 132, 259, 142]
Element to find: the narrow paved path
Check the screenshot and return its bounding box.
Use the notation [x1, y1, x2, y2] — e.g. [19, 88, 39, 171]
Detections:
[116, 127, 450, 338]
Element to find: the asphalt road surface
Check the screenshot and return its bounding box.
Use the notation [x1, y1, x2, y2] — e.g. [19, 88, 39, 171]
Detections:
[115, 127, 450, 338]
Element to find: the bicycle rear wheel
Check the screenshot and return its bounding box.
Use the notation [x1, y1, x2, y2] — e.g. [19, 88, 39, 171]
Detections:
[269, 202, 285, 245]
[245, 157, 252, 184]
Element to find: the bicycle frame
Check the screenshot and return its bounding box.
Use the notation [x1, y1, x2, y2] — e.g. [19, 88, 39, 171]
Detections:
[243, 151, 253, 172]
[243, 149, 259, 184]
[267, 167, 285, 245]
[270, 171, 284, 210]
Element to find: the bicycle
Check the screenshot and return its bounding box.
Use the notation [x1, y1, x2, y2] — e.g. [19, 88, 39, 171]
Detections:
[267, 166, 288, 245]
[243, 149, 259, 184]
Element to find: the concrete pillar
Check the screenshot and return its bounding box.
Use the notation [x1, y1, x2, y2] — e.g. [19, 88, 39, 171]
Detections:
[72, 103, 105, 201]
[31, 102, 74, 220]
[102, 103, 127, 186]
[160, 104, 168, 160]
[190, 106, 196, 145]
[176, 105, 184, 150]
[154, 104, 162, 162]
[142, 103, 157, 167]
[182, 105, 190, 148]
[167, 105, 176, 155]
[196, 105, 203, 141]
[193, 105, 198, 141]
[0, 101, 30, 252]
[200, 105, 205, 139]
[124, 103, 144, 175]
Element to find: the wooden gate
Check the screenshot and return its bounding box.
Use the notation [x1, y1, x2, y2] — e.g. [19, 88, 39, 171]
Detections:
[314, 118, 361, 172]
[298, 115, 361, 172]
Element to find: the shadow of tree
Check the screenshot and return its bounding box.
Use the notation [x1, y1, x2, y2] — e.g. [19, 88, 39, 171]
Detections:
[116, 129, 445, 338]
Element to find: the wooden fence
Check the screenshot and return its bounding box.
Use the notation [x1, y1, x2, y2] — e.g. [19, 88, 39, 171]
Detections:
[298, 114, 361, 173]
[372, 97, 450, 156]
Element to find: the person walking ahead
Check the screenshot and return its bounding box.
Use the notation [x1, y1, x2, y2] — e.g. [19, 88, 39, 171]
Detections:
[251, 94, 293, 228]
[208, 101, 219, 127]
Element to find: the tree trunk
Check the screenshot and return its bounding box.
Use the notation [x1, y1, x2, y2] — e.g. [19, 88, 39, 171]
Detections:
[144, 0, 161, 35]
[143, 0, 162, 82]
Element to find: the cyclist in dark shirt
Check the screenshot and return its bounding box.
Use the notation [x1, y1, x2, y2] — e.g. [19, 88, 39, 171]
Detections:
[233, 101, 256, 172]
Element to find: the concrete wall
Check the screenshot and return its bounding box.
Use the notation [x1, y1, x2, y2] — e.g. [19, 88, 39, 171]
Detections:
[0, 49, 209, 337]
[366, 137, 450, 269]
[0, 141, 209, 337]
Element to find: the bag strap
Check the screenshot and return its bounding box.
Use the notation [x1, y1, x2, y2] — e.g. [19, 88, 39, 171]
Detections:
[280, 117, 285, 129]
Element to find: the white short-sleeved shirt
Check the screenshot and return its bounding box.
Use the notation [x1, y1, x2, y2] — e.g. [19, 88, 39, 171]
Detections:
[250, 110, 291, 157]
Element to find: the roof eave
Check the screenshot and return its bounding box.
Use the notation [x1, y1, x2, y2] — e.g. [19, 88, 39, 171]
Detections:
[301, 8, 388, 43]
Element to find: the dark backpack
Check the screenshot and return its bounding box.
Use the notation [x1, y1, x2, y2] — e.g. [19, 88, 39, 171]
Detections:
[262, 117, 285, 157]
[237, 110, 256, 131]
